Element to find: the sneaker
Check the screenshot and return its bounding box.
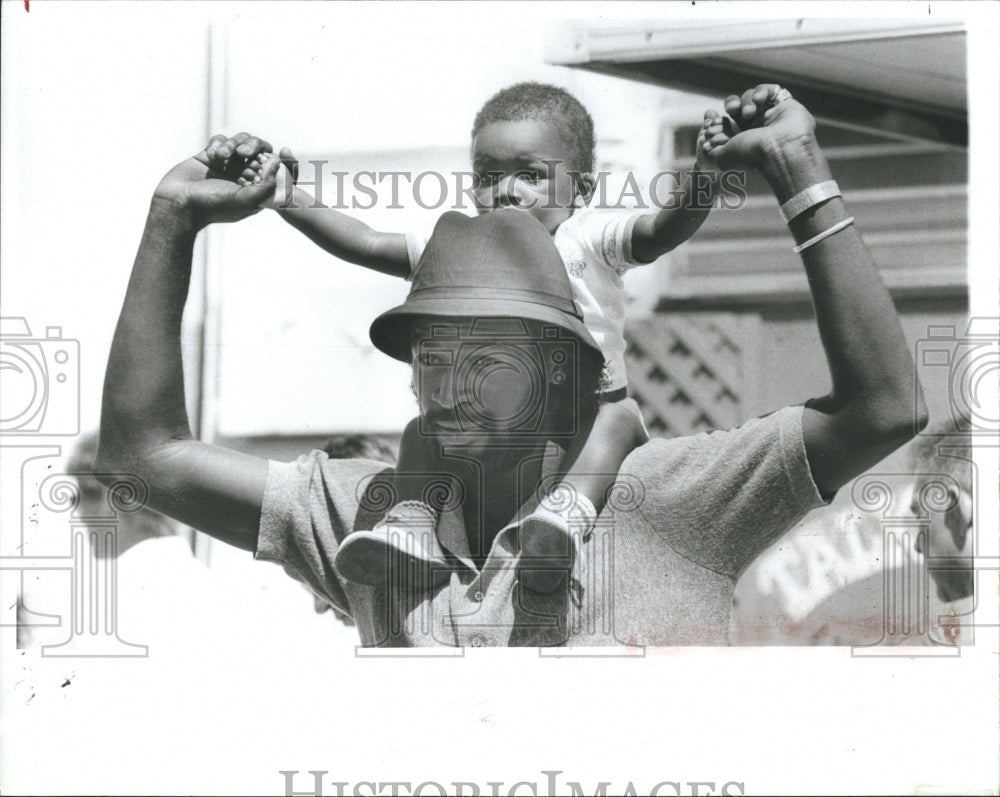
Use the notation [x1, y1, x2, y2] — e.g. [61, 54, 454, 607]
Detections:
[334, 501, 450, 590]
[518, 485, 598, 594]
[518, 505, 578, 594]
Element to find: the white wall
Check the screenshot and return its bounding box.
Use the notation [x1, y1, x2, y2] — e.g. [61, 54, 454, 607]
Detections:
[1, 2, 211, 433]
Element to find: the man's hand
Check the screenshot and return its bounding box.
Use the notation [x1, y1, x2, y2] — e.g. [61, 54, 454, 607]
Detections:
[151, 132, 282, 229]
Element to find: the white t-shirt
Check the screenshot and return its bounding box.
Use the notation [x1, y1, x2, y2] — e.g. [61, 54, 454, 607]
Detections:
[407, 207, 648, 391]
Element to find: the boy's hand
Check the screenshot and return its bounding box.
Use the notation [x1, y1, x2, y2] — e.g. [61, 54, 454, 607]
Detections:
[695, 109, 734, 169]
[203, 133, 299, 209]
[204, 132, 273, 179]
[256, 149, 299, 209]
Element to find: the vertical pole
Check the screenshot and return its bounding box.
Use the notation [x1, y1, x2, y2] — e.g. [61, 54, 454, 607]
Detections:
[190, 20, 229, 566]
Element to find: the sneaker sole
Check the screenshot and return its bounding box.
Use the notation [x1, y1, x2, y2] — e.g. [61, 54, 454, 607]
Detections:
[335, 532, 449, 589]
[519, 514, 577, 593]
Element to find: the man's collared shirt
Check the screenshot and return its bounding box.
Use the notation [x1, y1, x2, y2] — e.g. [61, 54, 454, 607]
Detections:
[256, 406, 826, 646]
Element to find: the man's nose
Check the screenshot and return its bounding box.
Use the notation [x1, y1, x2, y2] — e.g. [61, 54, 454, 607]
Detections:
[427, 368, 457, 408]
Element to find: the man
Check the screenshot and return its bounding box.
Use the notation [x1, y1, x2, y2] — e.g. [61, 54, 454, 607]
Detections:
[98, 85, 926, 646]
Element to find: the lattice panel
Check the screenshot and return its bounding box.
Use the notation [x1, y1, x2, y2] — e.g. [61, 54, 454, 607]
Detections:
[624, 314, 752, 437]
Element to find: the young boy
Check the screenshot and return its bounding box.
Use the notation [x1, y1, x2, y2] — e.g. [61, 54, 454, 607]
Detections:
[234, 82, 730, 593]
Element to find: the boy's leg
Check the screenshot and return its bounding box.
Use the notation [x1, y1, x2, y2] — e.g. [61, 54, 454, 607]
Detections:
[557, 397, 648, 514]
[334, 417, 450, 588]
[519, 399, 647, 593]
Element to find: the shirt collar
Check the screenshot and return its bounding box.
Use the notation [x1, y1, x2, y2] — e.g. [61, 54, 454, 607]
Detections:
[434, 441, 566, 574]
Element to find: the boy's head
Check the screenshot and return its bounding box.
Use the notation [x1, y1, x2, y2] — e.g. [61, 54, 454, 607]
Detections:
[470, 82, 596, 234]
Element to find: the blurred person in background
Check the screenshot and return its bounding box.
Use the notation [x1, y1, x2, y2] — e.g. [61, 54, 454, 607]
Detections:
[17, 432, 181, 651]
[322, 434, 397, 465]
[787, 416, 974, 646]
[15, 432, 261, 713]
[18, 432, 276, 654]
[905, 416, 974, 645]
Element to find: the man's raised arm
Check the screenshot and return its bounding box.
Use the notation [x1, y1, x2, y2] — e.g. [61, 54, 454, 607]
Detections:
[97, 135, 283, 551]
[707, 86, 928, 496]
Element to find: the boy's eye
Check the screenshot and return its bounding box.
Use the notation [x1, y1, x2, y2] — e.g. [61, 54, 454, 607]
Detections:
[476, 170, 503, 187]
[474, 169, 544, 187]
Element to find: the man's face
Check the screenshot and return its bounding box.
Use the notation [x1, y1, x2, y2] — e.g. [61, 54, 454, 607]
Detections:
[471, 120, 584, 234]
[410, 317, 574, 452]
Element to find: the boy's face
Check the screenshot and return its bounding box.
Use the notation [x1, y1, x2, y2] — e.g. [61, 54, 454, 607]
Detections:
[471, 119, 585, 234]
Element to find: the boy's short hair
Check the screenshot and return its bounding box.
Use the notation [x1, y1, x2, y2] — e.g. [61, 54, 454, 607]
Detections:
[472, 82, 596, 174]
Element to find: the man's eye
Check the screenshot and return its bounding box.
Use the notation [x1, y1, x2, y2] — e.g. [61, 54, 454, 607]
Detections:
[472, 352, 511, 370]
[517, 170, 541, 184]
[420, 351, 451, 366]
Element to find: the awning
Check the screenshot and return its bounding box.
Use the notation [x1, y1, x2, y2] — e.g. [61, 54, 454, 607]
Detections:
[546, 18, 966, 148]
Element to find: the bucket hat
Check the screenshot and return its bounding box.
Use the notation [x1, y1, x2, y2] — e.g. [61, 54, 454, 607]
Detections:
[369, 210, 601, 363]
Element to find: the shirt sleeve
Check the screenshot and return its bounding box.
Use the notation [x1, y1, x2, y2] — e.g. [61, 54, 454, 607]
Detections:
[254, 451, 391, 617]
[404, 231, 429, 281]
[625, 405, 830, 579]
[571, 208, 649, 273]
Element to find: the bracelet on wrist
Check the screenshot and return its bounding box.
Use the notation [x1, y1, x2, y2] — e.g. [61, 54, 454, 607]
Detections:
[779, 180, 841, 224]
[792, 216, 855, 254]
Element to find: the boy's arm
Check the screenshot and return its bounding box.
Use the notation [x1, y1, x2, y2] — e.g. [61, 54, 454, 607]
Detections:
[211, 136, 412, 279]
[277, 186, 412, 279]
[628, 111, 726, 263]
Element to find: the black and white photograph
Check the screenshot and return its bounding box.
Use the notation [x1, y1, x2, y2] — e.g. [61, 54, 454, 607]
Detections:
[1, 2, 997, 794]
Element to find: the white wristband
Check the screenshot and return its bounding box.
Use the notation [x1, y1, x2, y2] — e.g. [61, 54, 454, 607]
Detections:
[780, 180, 841, 223]
[792, 217, 855, 254]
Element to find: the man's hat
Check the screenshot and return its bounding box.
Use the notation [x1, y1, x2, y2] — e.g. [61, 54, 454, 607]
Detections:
[369, 210, 601, 363]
